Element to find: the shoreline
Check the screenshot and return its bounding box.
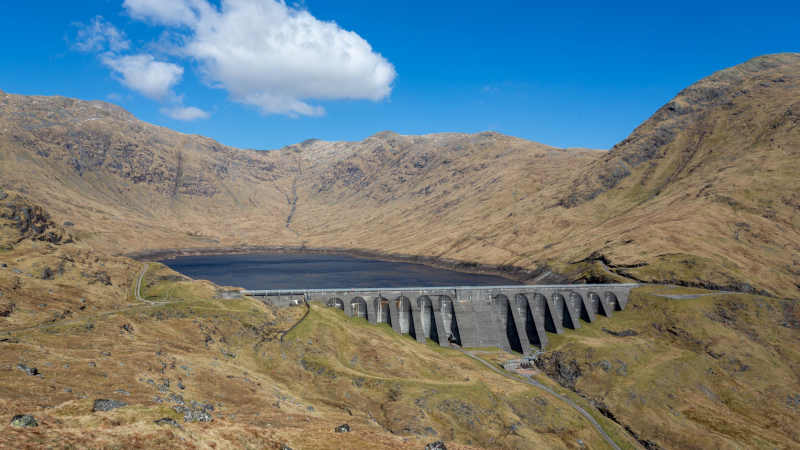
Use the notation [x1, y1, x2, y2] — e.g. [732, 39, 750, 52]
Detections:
[124, 245, 562, 285]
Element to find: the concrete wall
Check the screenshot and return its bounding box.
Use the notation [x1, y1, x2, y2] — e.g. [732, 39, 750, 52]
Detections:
[243, 284, 637, 355]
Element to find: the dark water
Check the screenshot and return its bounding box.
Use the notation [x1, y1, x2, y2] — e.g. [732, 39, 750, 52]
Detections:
[157, 253, 522, 290]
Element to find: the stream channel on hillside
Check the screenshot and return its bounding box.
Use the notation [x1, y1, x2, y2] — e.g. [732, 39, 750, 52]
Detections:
[157, 253, 522, 290]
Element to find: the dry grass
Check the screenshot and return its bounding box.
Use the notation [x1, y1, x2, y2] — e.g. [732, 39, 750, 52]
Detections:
[537, 288, 800, 449]
[0, 268, 640, 449]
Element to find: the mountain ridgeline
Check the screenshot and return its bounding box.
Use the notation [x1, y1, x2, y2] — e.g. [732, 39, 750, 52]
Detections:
[1, 53, 799, 298]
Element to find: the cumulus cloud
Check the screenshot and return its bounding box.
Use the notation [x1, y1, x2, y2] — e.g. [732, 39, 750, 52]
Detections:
[73, 16, 130, 53]
[101, 54, 184, 101]
[122, 0, 396, 116]
[159, 105, 211, 121]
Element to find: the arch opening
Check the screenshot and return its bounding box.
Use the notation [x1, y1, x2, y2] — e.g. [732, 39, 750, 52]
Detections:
[573, 292, 591, 323]
[553, 293, 573, 329]
[350, 297, 367, 320]
[374, 297, 391, 325]
[516, 294, 542, 348]
[605, 292, 620, 312]
[328, 297, 344, 310]
[496, 294, 523, 353]
[535, 293, 558, 333]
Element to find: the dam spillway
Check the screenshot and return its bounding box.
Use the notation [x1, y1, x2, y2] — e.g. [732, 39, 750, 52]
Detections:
[241, 284, 638, 355]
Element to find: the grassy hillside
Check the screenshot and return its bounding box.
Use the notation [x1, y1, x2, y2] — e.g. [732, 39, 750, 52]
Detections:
[1, 268, 636, 448]
[536, 286, 800, 449]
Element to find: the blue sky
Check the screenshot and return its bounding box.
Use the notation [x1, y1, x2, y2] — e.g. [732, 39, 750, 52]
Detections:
[1, 1, 798, 150]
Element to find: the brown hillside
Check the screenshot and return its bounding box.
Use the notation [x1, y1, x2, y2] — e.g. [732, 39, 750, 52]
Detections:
[1, 54, 799, 297]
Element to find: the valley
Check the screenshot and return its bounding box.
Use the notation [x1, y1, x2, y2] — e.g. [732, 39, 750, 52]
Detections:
[1, 53, 799, 449]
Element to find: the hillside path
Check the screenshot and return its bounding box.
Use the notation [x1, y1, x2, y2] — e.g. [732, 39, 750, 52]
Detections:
[457, 349, 622, 450]
[2, 262, 178, 334]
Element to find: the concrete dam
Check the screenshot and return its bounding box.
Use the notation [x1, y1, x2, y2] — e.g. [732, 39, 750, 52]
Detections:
[242, 284, 638, 355]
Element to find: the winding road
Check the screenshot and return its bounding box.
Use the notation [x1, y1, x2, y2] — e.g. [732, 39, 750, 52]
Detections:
[457, 349, 623, 450]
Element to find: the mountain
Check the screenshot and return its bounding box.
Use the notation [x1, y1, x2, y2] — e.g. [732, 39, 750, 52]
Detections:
[1, 53, 799, 298]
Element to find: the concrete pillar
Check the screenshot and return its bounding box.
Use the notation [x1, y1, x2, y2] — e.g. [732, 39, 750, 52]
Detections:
[486, 293, 513, 352]
[508, 303, 533, 355]
[613, 290, 629, 310]
[388, 296, 401, 334]
[580, 293, 598, 323]
[597, 293, 613, 317]
[558, 292, 582, 329]
[432, 308, 449, 347]
[451, 291, 483, 348]
[410, 299, 427, 344]
[542, 292, 565, 334]
[365, 297, 377, 325]
[344, 296, 354, 317]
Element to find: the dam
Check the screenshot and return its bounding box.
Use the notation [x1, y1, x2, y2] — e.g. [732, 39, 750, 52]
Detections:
[242, 283, 637, 355]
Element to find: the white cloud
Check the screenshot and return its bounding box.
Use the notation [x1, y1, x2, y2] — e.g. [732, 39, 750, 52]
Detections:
[73, 16, 130, 53]
[101, 54, 184, 101]
[159, 105, 211, 120]
[122, 0, 203, 26]
[123, 0, 396, 116]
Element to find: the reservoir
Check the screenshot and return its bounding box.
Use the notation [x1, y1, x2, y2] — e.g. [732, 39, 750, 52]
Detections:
[157, 253, 522, 290]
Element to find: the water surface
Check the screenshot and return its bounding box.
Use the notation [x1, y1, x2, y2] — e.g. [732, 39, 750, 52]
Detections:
[157, 253, 522, 290]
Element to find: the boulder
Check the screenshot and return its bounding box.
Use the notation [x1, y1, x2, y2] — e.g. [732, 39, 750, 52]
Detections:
[154, 418, 182, 428]
[183, 408, 213, 423]
[334, 423, 351, 433]
[16, 363, 39, 376]
[93, 399, 128, 412]
[425, 442, 448, 450]
[10, 414, 38, 427]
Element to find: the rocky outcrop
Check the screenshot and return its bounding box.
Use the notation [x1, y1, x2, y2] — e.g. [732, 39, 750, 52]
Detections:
[0, 193, 70, 245]
[334, 423, 351, 433]
[93, 399, 128, 412]
[15, 363, 39, 376]
[154, 418, 182, 428]
[10, 414, 38, 427]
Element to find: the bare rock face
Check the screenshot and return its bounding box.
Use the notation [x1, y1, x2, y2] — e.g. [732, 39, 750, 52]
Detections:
[0, 192, 70, 245]
[425, 442, 448, 450]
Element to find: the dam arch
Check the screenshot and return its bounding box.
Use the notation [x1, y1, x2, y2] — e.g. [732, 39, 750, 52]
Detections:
[328, 297, 344, 310]
[374, 297, 391, 325]
[350, 297, 367, 320]
[495, 294, 524, 354]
